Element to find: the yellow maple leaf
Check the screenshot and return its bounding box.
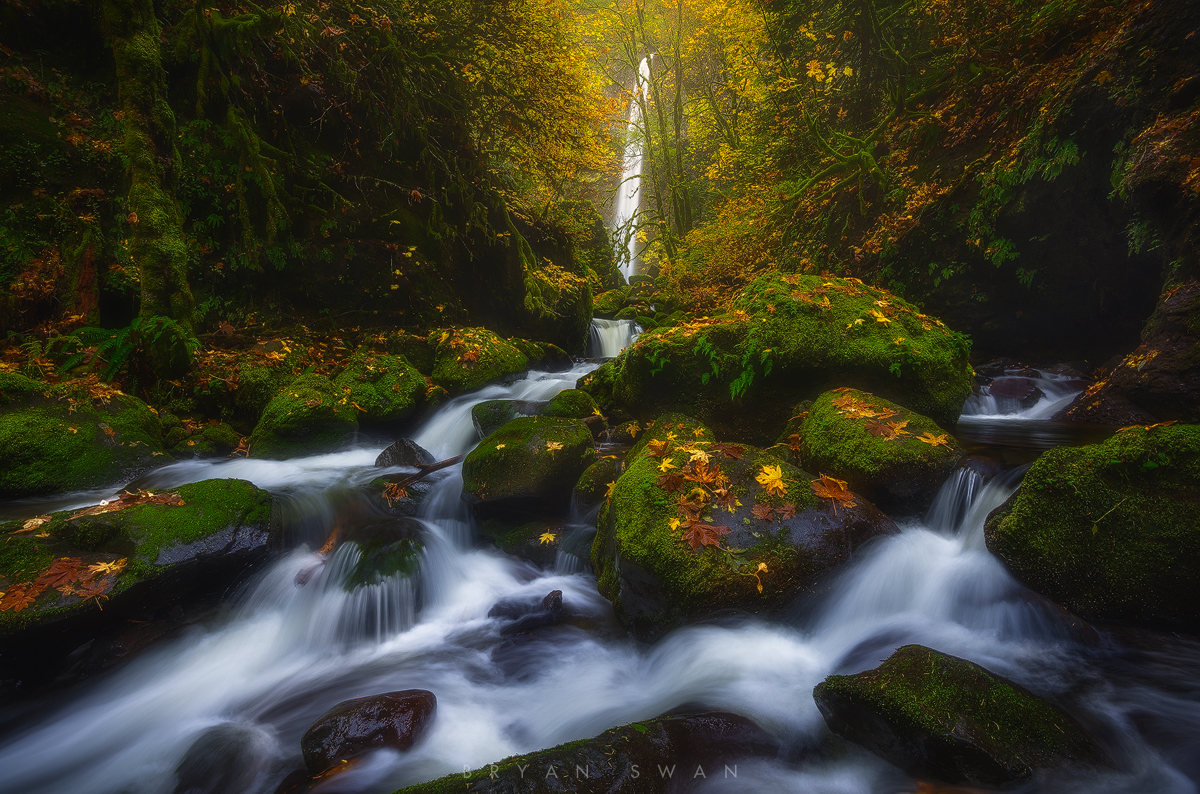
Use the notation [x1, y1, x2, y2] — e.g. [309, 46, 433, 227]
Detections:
[605, 480, 617, 501]
[88, 558, 127, 576]
[755, 464, 788, 497]
[867, 309, 892, 325]
[546, 441, 563, 451]
[668, 517, 681, 530]
[917, 432, 951, 448]
[658, 458, 677, 472]
[538, 532, 557, 545]
[495, 443, 506, 449]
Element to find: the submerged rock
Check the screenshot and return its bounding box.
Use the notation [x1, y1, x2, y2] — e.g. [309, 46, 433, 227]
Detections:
[300, 689, 437, 774]
[0, 478, 276, 674]
[796, 389, 963, 515]
[578, 274, 973, 444]
[338, 519, 425, 591]
[984, 423, 1200, 631]
[430, 327, 529, 394]
[394, 711, 778, 793]
[248, 374, 357, 459]
[814, 645, 1103, 785]
[592, 414, 896, 641]
[476, 518, 565, 567]
[375, 438, 435, 468]
[333, 351, 426, 428]
[173, 723, 272, 794]
[461, 416, 596, 518]
[0, 373, 167, 498]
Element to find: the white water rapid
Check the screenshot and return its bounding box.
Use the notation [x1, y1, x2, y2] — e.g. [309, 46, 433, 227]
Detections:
[1, 349, 1198, 794]
[613, 56, 651, 281]
[961, 369, 1085, 420]
[586, 318, 639, 359]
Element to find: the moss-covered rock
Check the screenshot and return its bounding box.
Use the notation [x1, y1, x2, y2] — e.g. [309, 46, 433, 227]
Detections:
[593, 287, 630, 318]
[476, 518, 563, 567]
[579, 274, 973, 444]
[430, 327, 529, 394]
[542, 388, 599, 419]
[170, 420, 242, 459]
[0, 478, 275, 672]
[0, 373, 167, 499]
[471, 400, 523, 438]
[508, 337, 572, 372]
[797, 389, 963, 514]
[984, 424, 1200, 631]
[248, 374, 358, 459]
[572, 457, 624, 511]
[338, 519, 425, 591]
[384, 330, 436, 374]
[461, 416, 596, 517]
[334, 352, 425, 428]
[813, 645, 1103, 785]
[392, 712, 777, 794]
[592, 415, 896, 641]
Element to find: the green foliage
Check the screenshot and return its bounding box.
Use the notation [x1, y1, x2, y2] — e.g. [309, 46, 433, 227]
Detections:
[57, 316, 200, 382]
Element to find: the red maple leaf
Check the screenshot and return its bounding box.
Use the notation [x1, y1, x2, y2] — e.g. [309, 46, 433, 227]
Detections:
[774, 502, 797, 521]
[751, 502, 776, 522]
[681, 521, 732, 550]
[708, 442, 745, 459]
[33, 557, 86, 590]
[656, 473, 685, 492]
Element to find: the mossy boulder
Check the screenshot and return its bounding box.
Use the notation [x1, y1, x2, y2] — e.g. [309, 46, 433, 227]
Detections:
[797, 389, 963, 514]
[170, 420, 242, 459]
[384, 330, 435, 374]
[984, 424, 1200, 631]
[430, 327, 529, 394]
[476, 518, 563, 567]
[334, 352, 425, 428]
[593, 287, 630, 318]
[338, 519, 425, 591]
[248, 374, 358, 459]
[542, 388, 598, 419]
[0, 373, 167, 499]
[592, 415, 897, 641]
[472, 399, 524, 438]
[814, 645, 1103, 785]
[461, 416, 597, 517]
[393, 712, 777, 794]
[572, 456, 624, 511]
[579, 274, 973, 444]
[508, 337, 572, 372]
[0, 478, 275, 673]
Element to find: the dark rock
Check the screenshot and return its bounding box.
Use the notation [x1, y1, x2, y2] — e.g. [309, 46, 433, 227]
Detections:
[472, 400, 522, 437]
[174, 723, 270, 794]
[571, 457, 623, 512]
[375, 438, 436, 469]
[986, 376, 1045, 408]
[300, 689, 437, 774]
[373, 478, 433, 517]
[488, 590, 565, 635]
[814, 645, 1104, 786]
[476, 518, 564, 567]
[394, 711, 779, 793]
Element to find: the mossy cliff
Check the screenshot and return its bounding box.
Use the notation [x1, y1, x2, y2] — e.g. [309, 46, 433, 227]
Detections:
[579, 274, 972, 445]
[814, 645, 1103, 785]
[797, 389, 963, 515]
[0, 372, 166, 498]
[984, 424, 1200, 631]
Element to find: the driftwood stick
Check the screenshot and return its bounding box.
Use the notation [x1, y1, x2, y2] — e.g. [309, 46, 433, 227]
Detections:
[380, 454, 465, 486]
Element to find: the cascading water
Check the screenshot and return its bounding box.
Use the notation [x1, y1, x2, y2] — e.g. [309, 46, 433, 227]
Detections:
[586, 318, 639, 359]
[613, 56, 651, 281]
[961, 369, 1085, 420]
[2, 340, 1199, 793]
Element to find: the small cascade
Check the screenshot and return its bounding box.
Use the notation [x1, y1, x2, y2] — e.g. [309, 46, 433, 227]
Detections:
[613, 56, 651, 280]
[962, 370, 1085, 420]
[586, 318, 639, 359]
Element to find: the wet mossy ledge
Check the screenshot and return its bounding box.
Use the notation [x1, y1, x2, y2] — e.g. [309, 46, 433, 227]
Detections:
[592, 413, 896, 641]
[796, 389, 963, 515]
[578, 274, 973, 444]
[0, 478, 276, 671]
[984, 423, 1200, 632]
[814, 645, 1104, 786]
[0, 372, 167, 499]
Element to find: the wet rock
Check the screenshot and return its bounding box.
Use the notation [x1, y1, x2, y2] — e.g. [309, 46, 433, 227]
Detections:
[0, 478, 276, 676]
[476, 518, 565, 567]
[430, 328, 529, 394]
[248, 374, 357, 459]
[174, 723, 271, 794]
[333, 352, 426, 428]
[796, 389, 964, 515]
[372, 478, 433, 518]
[572, 457, 624, 512]
[814, 645, 1104, 786]
[472, 399, 523, 437]
[984, 423, 1200, 631]
[489, 590, 565, 635]
[300, 689, 437, 774]
[375, 438, 435, 469]
[986, 376, 1045, 408]
[542, 389, 599, 419]
[577, 274, 972, 444]
[338, 519, 425, 591]
[0, 372, 167, 499]
[462, 416, 596, 518]
[394, 711, 778, 793]
[1056, 281, 1200, 425]
[593, 414, 897, 641]
[170, 421, 242, 459]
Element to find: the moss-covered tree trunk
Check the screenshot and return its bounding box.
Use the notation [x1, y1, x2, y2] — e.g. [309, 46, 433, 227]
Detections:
[102, 0, 194, 329]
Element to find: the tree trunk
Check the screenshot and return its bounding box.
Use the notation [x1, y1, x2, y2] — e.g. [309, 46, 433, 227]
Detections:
[102, 0, 195, 330]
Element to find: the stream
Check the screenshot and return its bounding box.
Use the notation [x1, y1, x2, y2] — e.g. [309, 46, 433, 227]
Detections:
[1, 325, 1198, 794]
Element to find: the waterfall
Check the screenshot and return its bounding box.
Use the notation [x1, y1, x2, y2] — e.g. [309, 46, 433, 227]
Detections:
[961, 369, 1085, 420]
[586, 318, 639, 359]
[613, 56, 651, 281]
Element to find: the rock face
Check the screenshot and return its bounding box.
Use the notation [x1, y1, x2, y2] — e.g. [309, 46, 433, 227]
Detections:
[814, 645, 1103, 786]
[0, 373, 167, 498]
[461, 416, 596, 517]
[375, 438, 436, 468]
[0, 478, 275, 673]
[394, 711, 778, 794]
[300, 689, 437, 774]
[333, 352, 426, 428]
[430, 327, 529, 394]
[578, 274, 973, 444]
[1056, 280, 1200, 425]
[592, 414, 897, 641]
[248, 374, 358, 459]
[796, 389, 963, 515]
[984, 424, 1200, 631]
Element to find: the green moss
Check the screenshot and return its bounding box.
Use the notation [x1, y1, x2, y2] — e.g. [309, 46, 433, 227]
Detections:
[593, 288, 630, 318]
[472, 400, 522, 437]
[626, 413, 711, 466]
[248, 373, 357, 459]
[385, 331, 435, 374]
[542, 389, 598, 419]
[344, 537, 422, 590]
[430, 328, 529, 394]
[984, 424, 1200, 630]
[234, 363, 297, 425]
[462, 416, 596, 506]
[573, 457, 623, 508]
[334, 351, 425, 426]
[0, 374, 166, 498]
